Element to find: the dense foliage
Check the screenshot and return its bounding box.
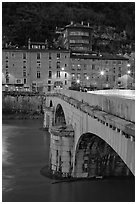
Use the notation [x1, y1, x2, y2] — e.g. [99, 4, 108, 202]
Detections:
[2, 2, 135, 49]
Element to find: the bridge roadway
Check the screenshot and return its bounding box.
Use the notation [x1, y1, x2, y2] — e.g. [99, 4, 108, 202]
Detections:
[44, 89, 135, 177]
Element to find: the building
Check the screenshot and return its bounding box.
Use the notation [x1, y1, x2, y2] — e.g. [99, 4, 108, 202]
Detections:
[2, 42, 132, 92]
[56, 21, 92, 51]
[69, 51, 130, 90]
[2, 48, 71, 92]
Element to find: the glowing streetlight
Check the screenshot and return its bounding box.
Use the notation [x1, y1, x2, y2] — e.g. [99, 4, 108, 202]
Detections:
[76, 79, 80, 84]
[127, 63, 131, 67]
[86, 76, 89, 80]
[61, 67, 64, 71]
[127, 70, 131, 74]
[100, 70, 105, 76]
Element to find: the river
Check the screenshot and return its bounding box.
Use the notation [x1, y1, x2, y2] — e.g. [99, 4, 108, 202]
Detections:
[2, 119, 135, 202]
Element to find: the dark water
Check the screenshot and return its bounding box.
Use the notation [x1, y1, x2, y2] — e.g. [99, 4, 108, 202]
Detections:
[2, 119, 135, 202]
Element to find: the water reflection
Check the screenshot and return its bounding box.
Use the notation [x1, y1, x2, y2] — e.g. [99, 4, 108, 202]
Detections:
[2, 119, 135, 202]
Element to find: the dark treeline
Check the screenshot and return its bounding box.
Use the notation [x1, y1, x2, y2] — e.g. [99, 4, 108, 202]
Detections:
[2, 2, 135, 47]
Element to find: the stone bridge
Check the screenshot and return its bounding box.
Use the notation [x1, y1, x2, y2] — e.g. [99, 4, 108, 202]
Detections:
[43, 89, 135, 178]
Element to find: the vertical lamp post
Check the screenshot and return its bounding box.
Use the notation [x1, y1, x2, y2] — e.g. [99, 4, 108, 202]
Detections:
[100, 70, 105, 90]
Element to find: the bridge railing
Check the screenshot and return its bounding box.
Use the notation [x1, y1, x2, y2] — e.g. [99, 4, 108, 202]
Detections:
[50, 89, 135, 123]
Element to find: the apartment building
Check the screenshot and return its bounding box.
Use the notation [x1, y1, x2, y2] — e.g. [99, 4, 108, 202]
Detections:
[2, 48, 70, 92]
[57, 21, 92, 51]
[70, 51, 129, 89]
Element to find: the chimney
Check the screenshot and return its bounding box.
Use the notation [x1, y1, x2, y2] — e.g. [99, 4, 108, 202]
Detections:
[81, 21, 83, 25]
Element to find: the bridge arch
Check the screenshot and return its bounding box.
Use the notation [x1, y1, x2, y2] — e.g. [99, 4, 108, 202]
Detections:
[74, 132, 132, 178]
[54, 103, 66, 126]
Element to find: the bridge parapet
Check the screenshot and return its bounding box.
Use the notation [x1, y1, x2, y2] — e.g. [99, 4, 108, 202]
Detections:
[46, 92, 135, 140]
[50, 89, 135, 123]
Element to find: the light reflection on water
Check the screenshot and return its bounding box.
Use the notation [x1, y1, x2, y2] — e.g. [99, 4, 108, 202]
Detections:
[2, 119, 135, 202]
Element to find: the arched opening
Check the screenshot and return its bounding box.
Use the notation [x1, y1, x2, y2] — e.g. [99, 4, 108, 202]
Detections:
[54, 104, 66, 125]
[74, 133, 133, 178]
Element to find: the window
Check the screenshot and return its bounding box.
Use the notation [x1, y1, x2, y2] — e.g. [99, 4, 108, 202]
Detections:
[49, 53, 51, 60]
[57, 61, 60, 69]
[5, 54, 8, 59]
[37, 61, 41, 69]
[65, 64, 67, 67]
[57, 53, 60, 59]
[16, 79, 21, 84]
[118, 74, 121, 77]
[72, 73, 75, 78]
[77, 73, 80, 78]
[49, 61, 51, 68]
[106, 75, 108, 81]
[48, 80, 51, 84]
[12, 53, 15, 57]
[57, 71, 60, 78]
[65, 80, 67, 85]
[113, 76, 115, 81]
[37, 71, 41, 78]
[84, 64, 87, 69]
[37, 53, 41, 59]
[6, 77, 9, 84]
[24, 78, 27, 84]
[84, 73, 87, 78]
[23, 53, 26, 59]
[23, 71, 27, 77]
[118, 60, 122, 65]
[92, 64, 95, 70]
[65, 73, 67, 78]
[48, 71, 52, 78]
[119, 67, 122, 72]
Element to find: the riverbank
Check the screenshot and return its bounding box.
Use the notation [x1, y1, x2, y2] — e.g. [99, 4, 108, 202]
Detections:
[2, 112, 44, 120]
[40, 165, 134, 184]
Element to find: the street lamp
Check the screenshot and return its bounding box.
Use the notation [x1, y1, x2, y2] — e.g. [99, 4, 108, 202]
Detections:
[100, 70, 105, 76]
[76, 79, 80, 84]
[86, 76, 89, 80]
[127, 70, 131, 74]
[127, 63, 131, 68]
[61, 67, 64, 71]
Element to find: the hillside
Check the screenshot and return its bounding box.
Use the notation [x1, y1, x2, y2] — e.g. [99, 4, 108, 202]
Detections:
[2, 2, 135, 52]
